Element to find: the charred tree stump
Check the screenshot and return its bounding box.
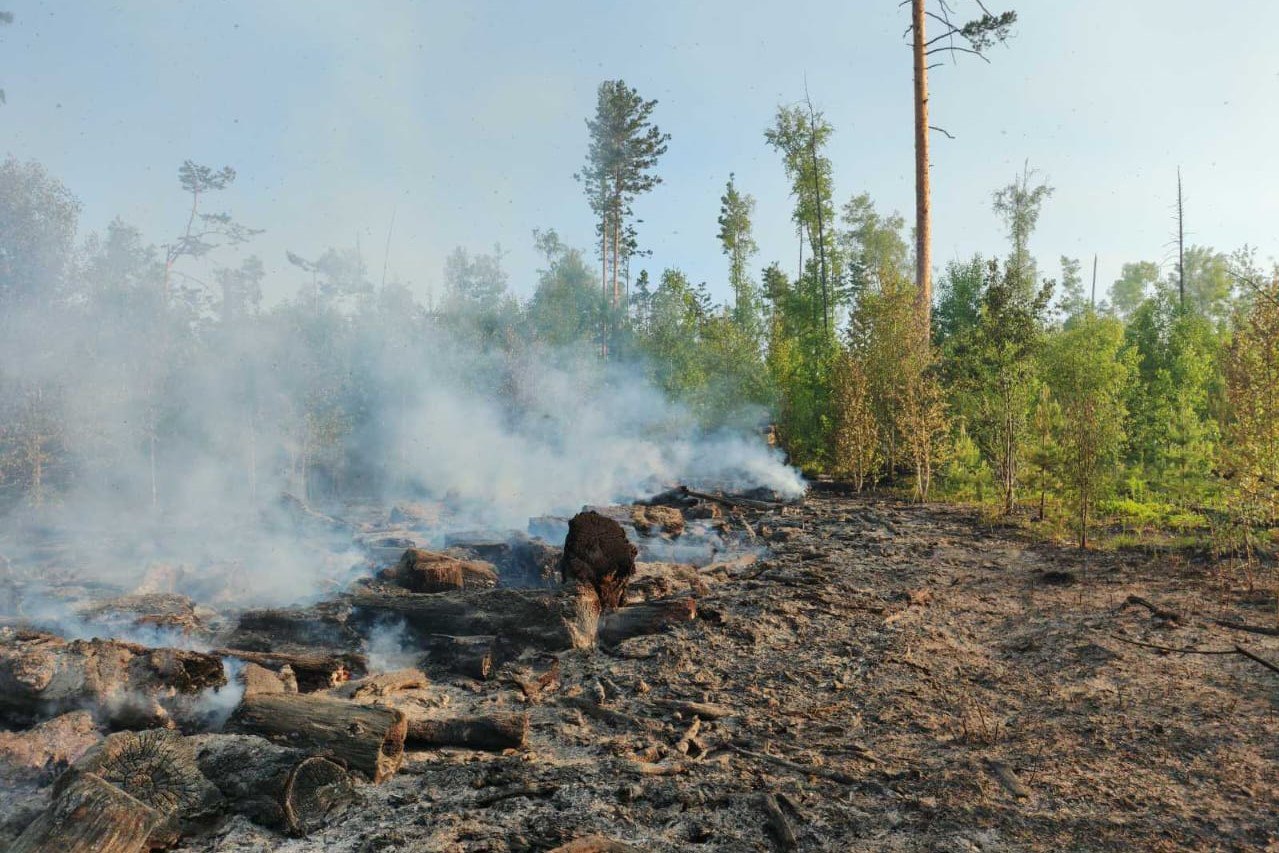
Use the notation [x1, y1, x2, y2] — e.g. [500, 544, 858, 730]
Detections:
[402, 711, 529, 751]
[560, 511, 637, 610]
[58, 729, 221, 848]
[10, 771, 162, 853]
[195, 734, 356, 836]
[419, 634, 496, 680]
[213, 648, 366, 692]
[598, 596, 697, 646]
[228, 693, 407, 782]
[349, 586, 600, 652]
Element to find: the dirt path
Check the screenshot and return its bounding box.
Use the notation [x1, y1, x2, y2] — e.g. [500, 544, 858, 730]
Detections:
[202, 492, 1279, 852]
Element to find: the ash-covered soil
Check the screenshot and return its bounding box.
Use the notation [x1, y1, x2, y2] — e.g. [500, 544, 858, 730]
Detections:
[197, 490, 1279, 852]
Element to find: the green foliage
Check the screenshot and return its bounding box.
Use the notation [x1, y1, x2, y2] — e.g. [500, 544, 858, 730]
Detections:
[945, 259, 1052, 513]
[992, 165, 1053, 296]
[1109, 261, 1159, 320]
[717, 174, 763, 341]
[1044, 312, 1133, 548]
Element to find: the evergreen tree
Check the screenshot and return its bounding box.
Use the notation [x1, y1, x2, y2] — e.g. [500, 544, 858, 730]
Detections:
[717, 174, 762, 341]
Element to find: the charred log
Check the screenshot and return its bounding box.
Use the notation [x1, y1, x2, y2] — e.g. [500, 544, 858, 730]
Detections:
[349, 586, 600, 653]
[0, 711, 101, 783]
[329, 668, 428, 701]
[419, 634, 496, 680]
[598, 596, 697, 647]
[222, 600, 361, 656]
[0, 630, 226, 726]
[213, 648, 365, 693]
[402, 711, 529, 751]
[59, 729, 221, 847]
[195, 733, 356, 836]
[560, 511, 637, 610]
[227, 693, 407, 782]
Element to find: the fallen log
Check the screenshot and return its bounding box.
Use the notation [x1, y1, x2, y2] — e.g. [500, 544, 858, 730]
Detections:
[631, 505, 685, 537]
[224, 600, 362, 656]
[228, 693, 407, 782]
[238, 662, 289, 696]
[378, 549, 498, 592]
[10, 771, 162, 853]
[1215, 618, 1279, 637]
[402, 710, 529, 751]
[0, 631, 226, 726]
[75, 593, 210, 637]
[560, 511, 637, 610]
[598, 596, 697, 646]
[349, 586, 600, 653]
[419, 634, 496, 680]
[195, 733, 356, 836]
[213, 648, 365, 692]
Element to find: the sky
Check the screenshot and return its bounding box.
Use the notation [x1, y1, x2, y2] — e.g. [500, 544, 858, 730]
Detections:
[4, 0, 1278, 306]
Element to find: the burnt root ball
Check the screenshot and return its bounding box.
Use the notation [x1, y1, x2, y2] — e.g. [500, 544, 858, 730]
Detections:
[559, 511, 637, 610]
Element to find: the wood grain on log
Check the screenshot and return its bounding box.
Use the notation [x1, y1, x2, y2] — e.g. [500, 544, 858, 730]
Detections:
[10, 771, 162, 853]
[228, 693, 406, 782]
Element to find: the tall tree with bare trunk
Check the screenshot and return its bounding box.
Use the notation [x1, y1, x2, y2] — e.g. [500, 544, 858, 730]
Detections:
[907, 1, 1017, 328]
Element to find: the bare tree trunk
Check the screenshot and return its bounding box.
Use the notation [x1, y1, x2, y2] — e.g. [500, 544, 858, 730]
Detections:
[806, 96, 829, 336]
[612, 210, 620, 310]
[912, 0, 932, 327]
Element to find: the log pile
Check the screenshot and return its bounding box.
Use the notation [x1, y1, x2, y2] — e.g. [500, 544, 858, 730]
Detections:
[0, 487, 760, 848]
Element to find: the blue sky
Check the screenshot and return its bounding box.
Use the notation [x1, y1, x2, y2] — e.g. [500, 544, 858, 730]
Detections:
[5, 1, 1278, 305]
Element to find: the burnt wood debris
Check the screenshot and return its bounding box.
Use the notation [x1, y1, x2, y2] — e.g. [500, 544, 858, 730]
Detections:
[4, 484, 1277, 850]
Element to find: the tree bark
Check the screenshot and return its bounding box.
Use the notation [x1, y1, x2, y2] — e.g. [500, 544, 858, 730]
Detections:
[10, 772, 162, 853]
[0, 632, 226, 726]
[418, 634, 496, 680]
[194, 733, 356, 836]
[913, 0, 933, 326]
[349, 586, 600, 653]
[213, 648, 365, 693]
[402, 711, 529, 751]
[227, 693, 407, 783]
[598, 596, 697, 646]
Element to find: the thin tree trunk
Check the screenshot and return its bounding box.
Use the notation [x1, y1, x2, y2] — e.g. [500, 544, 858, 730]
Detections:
[912, 0, 932, 327]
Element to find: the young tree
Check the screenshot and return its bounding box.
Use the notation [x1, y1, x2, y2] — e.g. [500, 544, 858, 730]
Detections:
[0, 10, 13, 105]
[717, 174, 762, 340]
[576, 80, 670, 316]
[1221, 273, 1279, 540]
[765, 103, 838, 336]
[1109, 261, 1160, 320]
[841, 193, 910, 297]
[907, 1, 1017, 325]
[947, 259, 1052, 513]
[527, 229, 602, 348]
[830, 348, 879, 491]
[1045, 312, 1131, 548]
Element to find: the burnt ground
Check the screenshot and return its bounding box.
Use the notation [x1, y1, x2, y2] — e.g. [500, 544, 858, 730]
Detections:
[196, 492, 1277, 851]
